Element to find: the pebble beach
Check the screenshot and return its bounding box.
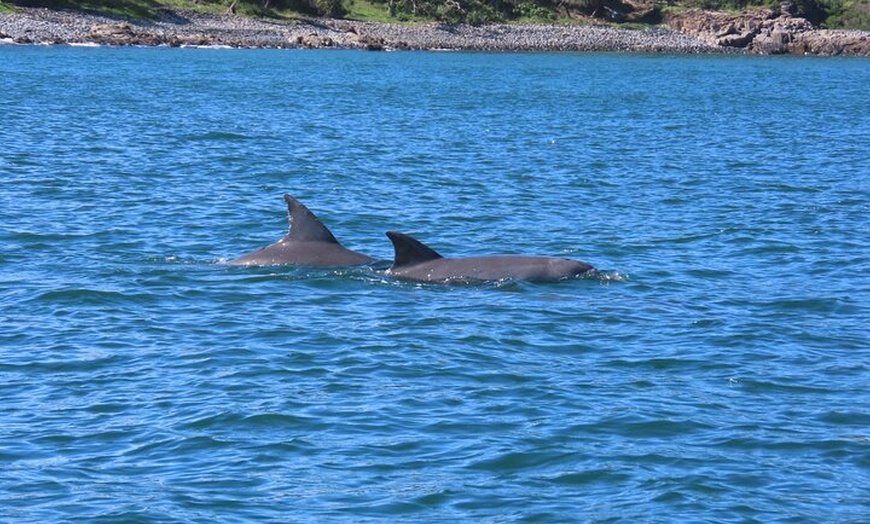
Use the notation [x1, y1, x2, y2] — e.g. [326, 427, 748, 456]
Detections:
[1, 6, 868, 54]
[0, 7, 725, 52]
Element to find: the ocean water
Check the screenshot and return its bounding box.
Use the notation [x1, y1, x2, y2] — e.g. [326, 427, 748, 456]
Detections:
[1, 46, 868, 522]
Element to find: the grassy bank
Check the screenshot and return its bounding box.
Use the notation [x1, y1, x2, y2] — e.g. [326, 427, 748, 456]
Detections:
[2, 0, 868, 29]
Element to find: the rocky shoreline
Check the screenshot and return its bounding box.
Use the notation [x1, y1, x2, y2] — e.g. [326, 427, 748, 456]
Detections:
[1, 6, 868, 55]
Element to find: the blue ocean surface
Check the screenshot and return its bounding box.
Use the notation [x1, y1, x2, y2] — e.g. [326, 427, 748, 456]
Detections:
[1, 46, 868, 522]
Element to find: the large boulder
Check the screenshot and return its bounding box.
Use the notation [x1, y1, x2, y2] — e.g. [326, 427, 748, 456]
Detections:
[665, 5, 870, 55]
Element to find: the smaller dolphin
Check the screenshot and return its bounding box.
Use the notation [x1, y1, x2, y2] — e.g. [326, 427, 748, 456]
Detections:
[384, 231, 597, 284]
[227, 194, 376, 267]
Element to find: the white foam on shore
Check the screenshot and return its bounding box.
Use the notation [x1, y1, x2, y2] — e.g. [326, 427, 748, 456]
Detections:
[69, 41, 101, 47]
[0, 37, 15, 45]
[179, 44, 235, 49]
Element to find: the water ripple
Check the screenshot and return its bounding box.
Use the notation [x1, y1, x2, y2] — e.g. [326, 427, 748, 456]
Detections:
[1, 48, 868, 522]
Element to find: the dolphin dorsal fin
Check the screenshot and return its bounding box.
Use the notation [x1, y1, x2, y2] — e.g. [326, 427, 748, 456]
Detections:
[386, 231, 443, 268]
[284, 194, 340, 244]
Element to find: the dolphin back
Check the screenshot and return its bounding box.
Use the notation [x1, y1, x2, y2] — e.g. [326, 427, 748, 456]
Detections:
[226, 194, 375, 267]
[384, 231, 596, 283]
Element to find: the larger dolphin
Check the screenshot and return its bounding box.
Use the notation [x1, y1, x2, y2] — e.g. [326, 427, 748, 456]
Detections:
[384, 231, 597, 283]
[227, 194, 376, 267]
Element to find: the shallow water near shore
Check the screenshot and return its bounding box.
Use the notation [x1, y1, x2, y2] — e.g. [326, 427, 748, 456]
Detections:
[1, 47, 869, 522]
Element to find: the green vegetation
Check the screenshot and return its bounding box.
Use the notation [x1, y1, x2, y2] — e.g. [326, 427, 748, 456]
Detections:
[824, 0, 870, 27]
[3, 0, 869, 28]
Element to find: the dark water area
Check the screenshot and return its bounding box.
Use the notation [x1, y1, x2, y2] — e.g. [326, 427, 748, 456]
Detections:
[1, 47, 868, 522]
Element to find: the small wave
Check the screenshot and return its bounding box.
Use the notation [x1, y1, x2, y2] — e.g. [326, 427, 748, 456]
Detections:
[158, 255, 214, 265]
[186, 131, 253, 141]
[595, 270, 629, 283]
[35, 288, 128, 304]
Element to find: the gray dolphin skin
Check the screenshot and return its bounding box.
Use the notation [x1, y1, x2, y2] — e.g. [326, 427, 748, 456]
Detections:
[227, 194, 376, 267]
[384, 231, 597, 283]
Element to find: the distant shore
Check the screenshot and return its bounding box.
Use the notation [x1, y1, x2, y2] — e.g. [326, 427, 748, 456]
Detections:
[1, 6, 868, 55]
